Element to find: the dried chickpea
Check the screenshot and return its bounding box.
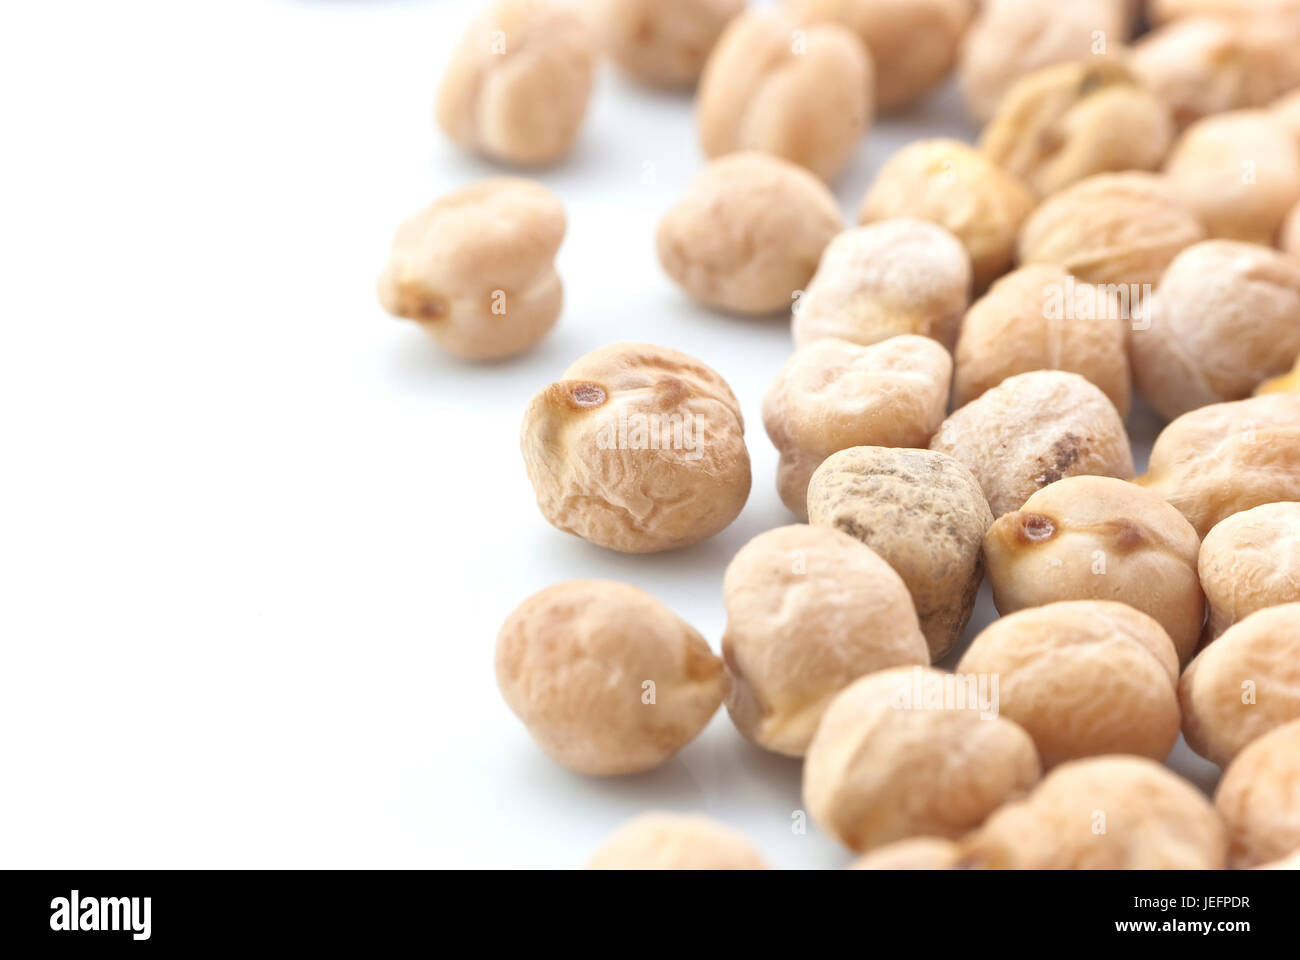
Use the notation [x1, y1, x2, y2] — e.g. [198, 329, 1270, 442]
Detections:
[593, 0, 744, 88]
[807, 447, 993, 662]
[848, 837, 965, 870]
[1282, 200, 1300, 258]
[858, 140, 1035, 291]
[1215, 718, 1300, 867]
[983, 477, 1204, 665]
[1137, 394, 1300, 537]
[1200, 504, 1300, 639]
[1150, 0, 1300, 23]
[952, 264, 1131, 414]
[495, 580, 726, 775]
[1180, 604, 1300, 766]
[963, 756, 1227, 869]
[803, 666, 1041, 852]
[792, 220, 972, 352]
[436, 0, 596, 166]
[1257, 848, 1300, 869]
[587, 812, 767, 869]
[1129, 241, 1300, 420]
[930, 371, 1134, 518]
[696, 13, 871, 183]
[981, 61, 1174, 198]
[521, 343, 750, 553]
[957, 601, 1181, 767]
[762, 336, 952, 516]
[1274, 88, 1300, 148]
[1016, 172, 1206, 288]
[785, 0, 973, 112]
[1257, 352, 1300, 395]
[721, 525, 929, 756]
[657, 152, 843, 315]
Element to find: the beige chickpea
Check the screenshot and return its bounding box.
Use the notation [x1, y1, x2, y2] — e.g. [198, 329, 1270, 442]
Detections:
[696, 13, 871, 183]
[952, 264, 1131, 414]
[1215, 718, 1300, 867]
[721, 525, 929, 756]
[858, 140, 1035, 291]
[1137, 394, 1300, 537]
[377, 179, 564, 360]
[495, 580, 726, 775]
[436, 0, 596, 166]
[1150, 0, 1300, 24]
[1273, 88, 1300, 149]
[981, 61, 1174, 198]
[848, 837, 965, 870]
[657, 152, 843, 315]
[1181, 604, 1300, 767]
[803, 666, 1041, 852]
[963, 756, 1227, 869]
[763, 336, 953, 517]
[930, 371, 1134, 518]
[957, 601, 1181, 767]
[793, 220, 972, 352]
[1017, 172, 1206, 288]
[1257, 353, 1300, 395]
[1201, 503, 1300, 640]
[593, 0, 744, 88]
[785, 0, 973, 112]
[983, 477, 1204, 665]
[807, 447, 993, 661]
[1282, 200, 1300, 258]
[1129, 241, 1300, 421]
[521, 343, 750, 553]
[587, 812, 767, 869]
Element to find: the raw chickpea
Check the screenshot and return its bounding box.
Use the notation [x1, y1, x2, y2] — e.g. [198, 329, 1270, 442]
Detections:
[1200, 504, 1300, 639]
[657, 152, 843, 315]
[807, 446, 993, 662]
[803, 666, 1041, 852]
[696, 13, 871, 183]
[1274, 88, 1300, 148]
[963, 756, 1227, 869]
[858, 140, 1036, 291]
[1257, 353, 1300, 395]
[981, 61, 1174, 198]
[1137, 394, 1300, 537]
[1017, 172, 1206, 288]
[587, 812, 767, 869]
[848, 837, 965, 870]
[1129, 241, 1300, 420]
[1257, 849, 1300, 870]
[1282, 200, 1300, 258]
[929, 370, 1134, 518]
[983, 477, 1204, 665]
[792, 220, 972, 352]
[952, 264, 1131, 414]
[957, 601, 1181, 767]
[1181, 604, 1300, 766]
[721, 525, 929, 756]
[785, 0, 973, 112]
[1150, 0, 1300, 23]
[1215, 718, 1300, 867]
[436, 0, 596, 166]
[495, 580, 726, 775]
[763, 336, 952, 516]
[593, 0, 744, 88]
[521, 342, 750, 553]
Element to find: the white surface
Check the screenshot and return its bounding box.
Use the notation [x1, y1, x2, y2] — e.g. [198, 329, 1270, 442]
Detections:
[0, 0, 1219, 869]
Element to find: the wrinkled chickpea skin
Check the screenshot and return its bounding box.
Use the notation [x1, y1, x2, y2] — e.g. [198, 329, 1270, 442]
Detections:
[1215, 719, 1300, 867]
[593, 0, 744, 88]
[1200, 503, 1300, 639]
[587, 812, 767, 869]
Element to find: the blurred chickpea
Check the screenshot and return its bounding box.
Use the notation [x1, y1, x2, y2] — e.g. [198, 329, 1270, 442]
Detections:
[587, 812, 767, 869]
[1199, 503, 1300, 639]
[1257, 353, 1300, 395]
[849, 837, 966, 870]
[593, 0, 744, 88]
[1215, 719, 1300, 867]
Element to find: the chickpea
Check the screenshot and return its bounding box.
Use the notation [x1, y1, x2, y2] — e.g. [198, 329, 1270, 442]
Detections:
[803, 666, 1041, 852]
[721, 525, 929, 756]
[1150, 0, 1300, 23]
[587, 812, 767, 869]
[807, 446, 993, 661]
[593, 0, 744, 88]
[763, 336, 952, 516]
[1257, 353, 1300, 396]
[696, 13, 871, 183]
[1274, 88, 1300, 148]
[1017, 172, 1206, 288]
[657, 152, 843, 315]
[930, 370, 1134, 518]
[1282, 200, 1300, 258]
[1200, 504, 1300, 639]
[858, 140, 1036, 291]
[1136, 394, 1300, 537]
[1257, 848, 1300, 870]
[848, 837, 965, 870]
[952, 263, 1131, 414]
[436, 0, 596, 166]
[792, 220, 972, 352]
[1215, 718, 1300, 867]
[963, 756, 1227, 869]
[495, 580, 726, 775]
[521, 343, 750, 553]
[983, 477, 1204, 665]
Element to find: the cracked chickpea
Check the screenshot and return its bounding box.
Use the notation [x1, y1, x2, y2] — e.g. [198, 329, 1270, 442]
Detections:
[592, 0, 744, 88]
[1215, 719, 1300, 867]
[1200, 503, 1300, 639]
[587, 813, 767, 869]
[495, 580, 726, 775]
[521, 343, 750, 553]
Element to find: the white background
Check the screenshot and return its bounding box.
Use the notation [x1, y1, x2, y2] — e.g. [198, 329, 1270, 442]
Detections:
[0, 0, 1218, 869]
